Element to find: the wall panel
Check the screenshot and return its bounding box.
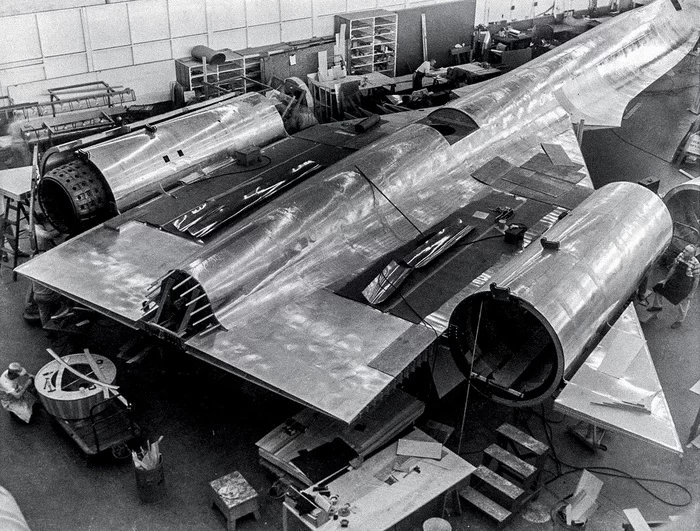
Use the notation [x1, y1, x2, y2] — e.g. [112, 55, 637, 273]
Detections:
[246, 0, 281, 26]
[92, 47, 133, 71]
[397, 0, 475, 75]
[314, 14, 336, 36]
[347, 0, 377, 11]
[169, 0, 207, 37]
[209, 0, 246, 31]
[0, 64, 46, 88]
[172, 35, 209, 58]
[280, 0, 313, 20]
[7, 72, 98, 104]
[132, 41, 173, 64]
[87, 3, 131, 50]
[281, 18, 313, 42]
[36, 9, 85, 56]
[1, 0, 102, 18]
[99, 60, 174, 103]
[128, 0, 171, 43]
[1, 14, 42, 63]
[315, 0, 347, 16]
[211, 28, 248, 50]
[248, 23, 281, 47]
[43, 53, 89, 78]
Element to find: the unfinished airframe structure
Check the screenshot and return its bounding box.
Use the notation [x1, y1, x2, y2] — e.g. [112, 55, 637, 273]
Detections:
[18, 0, 700, 455]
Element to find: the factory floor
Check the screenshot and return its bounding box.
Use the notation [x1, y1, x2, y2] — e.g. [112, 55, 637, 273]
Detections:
[2, 56, 700, 531]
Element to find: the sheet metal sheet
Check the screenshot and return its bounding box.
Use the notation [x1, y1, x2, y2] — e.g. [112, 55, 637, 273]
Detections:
[503, 170, 572, 198]
[542, 142, 577, 166]
[471, 157, 516, 185]
[554, 305, 683, 455]
[15, 221, 201, 326]
[521, 153, 585, 183]
[184, 289, 418, 423]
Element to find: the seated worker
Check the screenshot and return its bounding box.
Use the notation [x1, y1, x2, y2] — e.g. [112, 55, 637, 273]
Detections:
[0, 362, 37, 423]
[413, 59, 437, 91]
[647, 244, 700, 328]
[23, 213, 69, 326]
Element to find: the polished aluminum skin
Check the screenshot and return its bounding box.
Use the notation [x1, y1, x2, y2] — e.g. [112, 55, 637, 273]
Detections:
[453, 182, 671, 382]
[555, 305, 683, 455]
[17, 221, 202, 327]
[79, 92, 286, 211]
[17, 0, 700, 424]
[177, 0, 698, 333]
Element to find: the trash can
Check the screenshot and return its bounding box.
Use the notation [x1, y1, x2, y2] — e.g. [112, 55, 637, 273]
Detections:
[134, 455, 166, 503]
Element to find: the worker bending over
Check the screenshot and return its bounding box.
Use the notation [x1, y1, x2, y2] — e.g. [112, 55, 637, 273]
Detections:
[647, 244, 700, 328]
[413, 59, 437, 91]
[0, 363, 37, 423]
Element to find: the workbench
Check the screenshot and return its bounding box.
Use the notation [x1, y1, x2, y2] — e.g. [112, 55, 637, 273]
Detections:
[282, 428, 475, 531]
[0, 166, 32, 281]
[307, 72, 395, 121]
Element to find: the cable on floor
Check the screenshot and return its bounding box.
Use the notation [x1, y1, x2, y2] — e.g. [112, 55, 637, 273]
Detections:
[610, 130, 673, 164]
[535, 404, 693, 508]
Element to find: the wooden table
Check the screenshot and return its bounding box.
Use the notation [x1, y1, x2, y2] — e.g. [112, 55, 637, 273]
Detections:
[0, 166, 32, 281]
[282, 428, 475, 531]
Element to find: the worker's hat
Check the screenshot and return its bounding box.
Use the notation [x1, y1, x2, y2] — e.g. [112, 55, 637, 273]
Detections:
[8, 362, 23, 372]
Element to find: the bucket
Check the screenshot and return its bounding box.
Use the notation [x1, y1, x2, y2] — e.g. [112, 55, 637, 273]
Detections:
[134, 456, 166, 503]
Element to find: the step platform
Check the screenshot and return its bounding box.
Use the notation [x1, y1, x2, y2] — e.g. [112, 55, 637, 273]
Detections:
[460, 486, 512, 528]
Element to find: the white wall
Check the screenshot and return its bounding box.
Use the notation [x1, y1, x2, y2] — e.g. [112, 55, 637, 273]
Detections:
[0, 0, 586, 104]
[473, 0, 590, 26]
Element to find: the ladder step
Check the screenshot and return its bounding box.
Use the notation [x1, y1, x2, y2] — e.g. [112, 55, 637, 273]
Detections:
[483, 444, 537, 479]
[460, 486, 512, 524]
[473, 465, 524, 501]
[496, 423, 549, 456]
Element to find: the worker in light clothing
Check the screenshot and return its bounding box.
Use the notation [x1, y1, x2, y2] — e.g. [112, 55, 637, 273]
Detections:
[647, 244, 700, 328]
[0, 363, 37, 423]
[0, 486, 31, 531]
[413, 59, 437, 91]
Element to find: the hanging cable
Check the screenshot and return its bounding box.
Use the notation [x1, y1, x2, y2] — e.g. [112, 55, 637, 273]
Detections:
[457, 300, 482, 456]
[354, 165, 424, 237]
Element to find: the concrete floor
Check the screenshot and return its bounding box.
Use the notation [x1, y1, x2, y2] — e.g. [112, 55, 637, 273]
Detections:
[2, 57, 700, 531]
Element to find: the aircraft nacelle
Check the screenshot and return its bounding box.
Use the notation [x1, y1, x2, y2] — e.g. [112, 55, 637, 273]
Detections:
[448, 182, 672, 406]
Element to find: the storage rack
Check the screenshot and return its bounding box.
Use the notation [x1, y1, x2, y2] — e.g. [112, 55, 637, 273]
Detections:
[175, 49, 263, 100]
[335, 10, 398, 78]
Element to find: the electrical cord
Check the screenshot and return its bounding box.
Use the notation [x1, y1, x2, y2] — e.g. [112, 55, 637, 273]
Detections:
[535, 403, 693, 508]
[610, 129, 673, 164]
[355, 165, 425, 237]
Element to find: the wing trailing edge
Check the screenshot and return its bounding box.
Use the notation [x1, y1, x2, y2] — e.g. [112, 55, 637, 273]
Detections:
[554, 304, 683, 455]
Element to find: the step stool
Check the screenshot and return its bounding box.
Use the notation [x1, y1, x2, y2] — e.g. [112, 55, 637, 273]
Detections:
[210, 471, 261, 530]
[460, 423, 549, 528]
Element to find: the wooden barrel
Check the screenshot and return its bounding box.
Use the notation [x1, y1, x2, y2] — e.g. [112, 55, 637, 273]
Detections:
[35, 353, 117, 420]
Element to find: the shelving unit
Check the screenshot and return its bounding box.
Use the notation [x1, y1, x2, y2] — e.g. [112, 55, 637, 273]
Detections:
[335, 9, 398, 78]
[175, 49, 263, 101]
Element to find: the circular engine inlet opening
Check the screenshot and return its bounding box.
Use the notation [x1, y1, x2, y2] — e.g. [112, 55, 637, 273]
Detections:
[448, 291, 563, 407]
